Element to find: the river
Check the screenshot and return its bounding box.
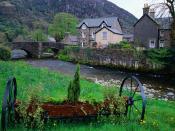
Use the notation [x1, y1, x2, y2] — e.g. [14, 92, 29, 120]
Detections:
[27, 59, 175, 100]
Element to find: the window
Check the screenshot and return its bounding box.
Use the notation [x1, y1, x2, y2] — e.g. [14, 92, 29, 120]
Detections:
[81, 24, 87, 30]
[149, 39, 156, 48]
[91, 32, 95, 39]
[81, 42, 84, 47]
[159, 40, 165, 48]
[160, 30, 164, 37]
[101, 23, 106, 28]
[102, 32, 107, 40]
[82, 32, 85, 38]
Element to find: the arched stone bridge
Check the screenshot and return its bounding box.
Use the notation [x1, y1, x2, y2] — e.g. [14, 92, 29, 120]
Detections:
[12, 42, 65, 58]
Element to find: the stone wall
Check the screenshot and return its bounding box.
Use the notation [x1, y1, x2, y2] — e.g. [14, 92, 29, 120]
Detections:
[68, 48, 164, 72]
[12, 42, 65, 58]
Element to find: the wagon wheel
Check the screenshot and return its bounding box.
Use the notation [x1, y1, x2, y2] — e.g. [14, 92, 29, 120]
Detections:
[1, 77, 17, 131]
[119, 75, 146, 121]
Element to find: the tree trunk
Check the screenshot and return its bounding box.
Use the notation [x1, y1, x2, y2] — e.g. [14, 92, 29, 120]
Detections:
[166, 0, 175, 47]
[171, 19, 175, 48]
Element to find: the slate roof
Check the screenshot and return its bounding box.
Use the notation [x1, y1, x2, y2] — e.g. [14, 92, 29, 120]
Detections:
[123, 34, 134, 38]
[0, 1, 14, 7]
[78, 17, 119, 28]
[95, 26, 123, 35]
[134, 14, 172, 30]
[155, 17, 173, 29]
[68, 35, 78, 42]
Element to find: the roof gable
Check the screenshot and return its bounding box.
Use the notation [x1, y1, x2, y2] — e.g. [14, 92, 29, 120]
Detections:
[134, 14, 172, 29]
[133, 14, 159, 27]
[95, 26, 123, 35]
[78, 22, 88, 28]
[99, 21, 111, 27]
[78, 17, 119, 28]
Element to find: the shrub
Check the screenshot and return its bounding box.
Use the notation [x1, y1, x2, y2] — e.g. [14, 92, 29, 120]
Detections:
[119, 41, 133, 49]
[57, 46, 79, 61]
[67, 64, 81, 103]
[108, 43, 121, 49]
[57, 49, 72, 61]
[108, 41, 133, 49]
[17, 86, 44, 129]
[0, 45, 11, 60]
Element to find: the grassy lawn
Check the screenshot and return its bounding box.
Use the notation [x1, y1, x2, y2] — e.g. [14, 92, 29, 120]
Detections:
[0, 61, 175, 131]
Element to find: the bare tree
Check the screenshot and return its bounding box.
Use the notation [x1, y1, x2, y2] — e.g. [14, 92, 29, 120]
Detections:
[166, 0, 175, 47]
[150, 0, 175, 47]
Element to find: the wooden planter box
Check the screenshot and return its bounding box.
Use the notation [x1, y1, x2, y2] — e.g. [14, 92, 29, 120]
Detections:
[15, 100, 109, 121]
[41, 102, 99, 119]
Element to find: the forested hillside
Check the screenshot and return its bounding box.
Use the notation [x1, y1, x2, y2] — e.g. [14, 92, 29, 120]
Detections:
[0, 0, 137, 42]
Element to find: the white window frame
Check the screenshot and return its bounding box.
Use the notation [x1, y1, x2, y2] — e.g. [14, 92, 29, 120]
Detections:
[91, 32, 95, 39]
[160, 30, 164, 37]
[101, 23, 106, 28]
[82, 32, 85, 38]
[159, 40, 165, 48]
[81, 42, 84, 47]
[81, 24, 87, 30]
[102, 32, 107, 40]
[149, 39, 156, 48]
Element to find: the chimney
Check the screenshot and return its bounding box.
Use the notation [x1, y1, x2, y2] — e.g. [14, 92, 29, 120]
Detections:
[149, 8, 155, 18]
[143, 3, 150, 15]
[64, 32, 70, 37]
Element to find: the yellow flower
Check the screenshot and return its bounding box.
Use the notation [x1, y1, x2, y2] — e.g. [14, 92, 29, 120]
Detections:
[140, 120, 146, 125]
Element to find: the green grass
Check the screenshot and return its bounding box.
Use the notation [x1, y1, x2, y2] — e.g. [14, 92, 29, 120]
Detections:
[0, 61, 175, 131]
[0, 61, 107, 103]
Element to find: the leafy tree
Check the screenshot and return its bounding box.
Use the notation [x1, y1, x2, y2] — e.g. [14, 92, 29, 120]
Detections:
[0, 45, 11, 61]
[0, 32, 6, 44]
[14, 26, 30, 42]
[67, 64, 81, 103]
[146, 48, 173, 65]
[48, 13, 78, 42]
[4, 28, 16, 42]
[2, 25, 30, 42]
[32, 20, 48, 31]
[31, 29, 47, 42]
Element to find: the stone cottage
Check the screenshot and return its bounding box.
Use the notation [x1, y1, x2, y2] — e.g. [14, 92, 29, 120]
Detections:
[134, 4, 172, 49]
[77, 17, 123, 48]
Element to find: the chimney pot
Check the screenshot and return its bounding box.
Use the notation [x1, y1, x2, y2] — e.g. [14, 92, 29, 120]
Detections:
[149, 8, 155, 18]
[144, 3, 149, 8]
[143, 3, 150, 15]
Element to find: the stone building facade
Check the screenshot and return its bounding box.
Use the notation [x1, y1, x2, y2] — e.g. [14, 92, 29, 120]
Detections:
[134, 4, 172, 48]
[77, 17, 123, 47]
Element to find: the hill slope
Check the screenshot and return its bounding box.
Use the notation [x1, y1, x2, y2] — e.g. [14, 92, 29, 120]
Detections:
[0, 0, 137, 40]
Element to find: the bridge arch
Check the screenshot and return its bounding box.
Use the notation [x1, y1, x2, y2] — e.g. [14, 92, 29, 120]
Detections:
[19, 49, 33, 58]
[11, 49, 33, 59]
[42, 47, 60, 56]
[12, 42, 65, 58]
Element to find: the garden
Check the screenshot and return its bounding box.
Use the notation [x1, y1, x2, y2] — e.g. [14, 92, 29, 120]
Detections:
[0, 61, 174, 131]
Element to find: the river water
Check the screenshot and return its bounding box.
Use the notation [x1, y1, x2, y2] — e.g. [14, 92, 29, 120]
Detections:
[27, 60, 175, 100]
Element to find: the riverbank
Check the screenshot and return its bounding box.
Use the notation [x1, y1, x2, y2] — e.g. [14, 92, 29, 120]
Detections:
[27, 59, 175, 100]
[58, 47, 175, 75]
[0, 61, 174, 130]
